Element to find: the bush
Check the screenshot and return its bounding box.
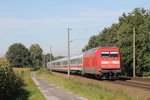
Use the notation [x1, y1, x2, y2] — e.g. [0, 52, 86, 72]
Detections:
[0, 66, 23, 99]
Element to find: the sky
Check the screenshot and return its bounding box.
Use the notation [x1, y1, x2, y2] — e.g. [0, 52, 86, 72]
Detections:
[0, 0, 150, 57]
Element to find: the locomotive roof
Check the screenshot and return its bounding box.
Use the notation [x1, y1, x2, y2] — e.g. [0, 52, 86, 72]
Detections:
[85, 46, 118, 53]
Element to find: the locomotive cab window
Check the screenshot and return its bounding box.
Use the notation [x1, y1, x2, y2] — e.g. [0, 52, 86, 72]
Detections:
[110, 52, 118, 58]
[101, 52, 109, 58]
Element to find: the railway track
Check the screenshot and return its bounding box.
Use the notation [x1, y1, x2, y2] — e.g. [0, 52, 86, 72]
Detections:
[111, 80, 150, 90]
[78, 75, 150, 90]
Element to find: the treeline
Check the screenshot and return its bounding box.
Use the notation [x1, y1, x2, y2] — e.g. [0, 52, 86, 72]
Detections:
[83, 8, 150, 77]
[6, 43, 54, 69]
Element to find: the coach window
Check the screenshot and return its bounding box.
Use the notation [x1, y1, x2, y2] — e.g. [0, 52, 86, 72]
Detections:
[70, 60, 72, 65]
[60, 61, 62, 66]
[65, 61, 67, 66]
[74, 59, 76, 65]
[79, 58, 81, 64]
[110, 52, 118, 58]
[78, 58, 80, 64]
[53, 62, 55, 66]
[71, 59, 74, 65]
[80, 58, 83, 64]
[101, 52, 109, 58]
[64, 61, 67, 66]
[77, 59, 79, 65]
[73, 59, 75, 65]
[57, 62, 60, 65]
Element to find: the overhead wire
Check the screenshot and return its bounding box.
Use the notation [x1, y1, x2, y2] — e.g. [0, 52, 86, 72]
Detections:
[71, 28, 90, 42]
[70, 26, 102, 56]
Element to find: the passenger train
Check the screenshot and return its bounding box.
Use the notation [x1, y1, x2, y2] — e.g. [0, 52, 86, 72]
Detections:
[47, 46, 121, 79]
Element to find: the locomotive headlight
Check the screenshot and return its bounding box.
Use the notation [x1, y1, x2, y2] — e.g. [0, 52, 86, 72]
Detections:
[112, 61, 119, 64]
[101, 61, 109, 64]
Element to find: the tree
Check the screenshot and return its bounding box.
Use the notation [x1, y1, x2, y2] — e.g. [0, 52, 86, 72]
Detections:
[0, 57, 9, 68]
[54, 56, 64, 60]
[44, 53, 54, 62]
[42, 53, 54, 67]
[29, 44, 43, 69]
[6, 43, 30, 67]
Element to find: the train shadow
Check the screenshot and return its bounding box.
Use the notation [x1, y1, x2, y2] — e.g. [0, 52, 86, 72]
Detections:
[52, 71, 132, 81]
[78, 74, 132, 82]
[118, 76, 132, 81]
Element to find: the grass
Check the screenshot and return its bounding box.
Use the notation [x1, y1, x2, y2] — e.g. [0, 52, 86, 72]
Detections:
[36, 69, 137, 100]
[12, 68, 45, 100]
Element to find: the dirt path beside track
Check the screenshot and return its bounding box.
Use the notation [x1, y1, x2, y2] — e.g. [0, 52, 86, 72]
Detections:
[30, 72, 87, 100]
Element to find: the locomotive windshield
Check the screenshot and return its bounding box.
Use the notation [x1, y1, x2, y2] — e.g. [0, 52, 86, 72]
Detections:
[110, 52, 118, 58]
[101, 52, 109, 58]
[101, 52, 118, 58]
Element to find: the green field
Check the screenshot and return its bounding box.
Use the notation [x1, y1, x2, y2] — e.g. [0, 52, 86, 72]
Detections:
[12, 68, 45, 100]
[36, 69, 137, 100]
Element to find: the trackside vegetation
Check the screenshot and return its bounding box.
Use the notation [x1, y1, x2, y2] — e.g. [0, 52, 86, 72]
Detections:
[83, 8, 150, 77]
[36, 69, 138, 100]
[0, 63, 23, 99]
[0, 58, 22, 99]
[0, 58, 45, 100]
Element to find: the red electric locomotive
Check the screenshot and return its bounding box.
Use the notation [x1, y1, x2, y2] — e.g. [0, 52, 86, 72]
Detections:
[47, 46, 121, 79]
